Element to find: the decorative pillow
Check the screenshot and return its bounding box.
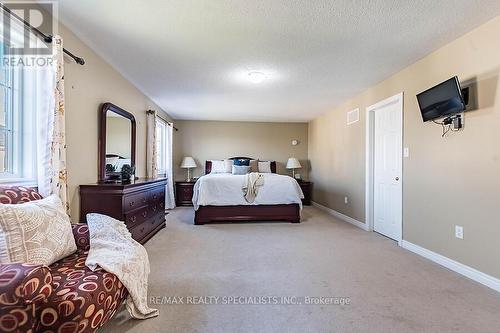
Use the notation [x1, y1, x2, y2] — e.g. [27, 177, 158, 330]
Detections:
[0, 194, 77, 265]
[210, 160, 227, 173]
[232, 165, 251, 175]
[258, 161, 272, 173]
[249, 160, 258, 172]
[233, 159, 250, 166]
[223, 159, 233, 173]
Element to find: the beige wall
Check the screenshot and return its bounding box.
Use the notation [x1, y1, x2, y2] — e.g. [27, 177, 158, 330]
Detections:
[58, 22, 172, 222]
[309, 16, 500, 278]
[174, 120, 308, 180]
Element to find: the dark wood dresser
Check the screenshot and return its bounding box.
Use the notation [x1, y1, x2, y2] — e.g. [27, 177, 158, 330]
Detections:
[80, 178, 167, 244]
[175, 181, 196, 206]
[298, 181, 313, 206]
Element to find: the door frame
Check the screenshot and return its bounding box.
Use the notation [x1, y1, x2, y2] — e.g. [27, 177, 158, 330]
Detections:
[365, 92, 404, 244]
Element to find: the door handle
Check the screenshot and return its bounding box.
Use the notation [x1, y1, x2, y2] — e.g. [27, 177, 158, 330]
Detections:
[395, 177, 400, 181]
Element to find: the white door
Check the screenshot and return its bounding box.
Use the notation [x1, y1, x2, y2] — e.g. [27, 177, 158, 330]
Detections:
[373, 98, 403, 241]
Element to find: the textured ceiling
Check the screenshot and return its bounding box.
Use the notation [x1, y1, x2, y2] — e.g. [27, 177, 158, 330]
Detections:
[56, 0, 500, 122]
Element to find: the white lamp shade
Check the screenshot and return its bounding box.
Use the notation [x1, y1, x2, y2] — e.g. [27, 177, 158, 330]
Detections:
[286, 157, 302, 169]
[180, 156, 197, 168]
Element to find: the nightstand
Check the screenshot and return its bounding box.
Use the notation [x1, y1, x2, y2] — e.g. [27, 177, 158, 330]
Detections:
[298, 181, 313, 206]
[175, 181, 196, 206]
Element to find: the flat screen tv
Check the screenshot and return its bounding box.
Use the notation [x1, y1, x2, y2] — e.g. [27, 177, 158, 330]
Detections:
[416, 77, 466, 122]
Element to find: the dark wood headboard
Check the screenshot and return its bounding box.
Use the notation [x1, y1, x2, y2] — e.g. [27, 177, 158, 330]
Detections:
[205, 157, 276, 174]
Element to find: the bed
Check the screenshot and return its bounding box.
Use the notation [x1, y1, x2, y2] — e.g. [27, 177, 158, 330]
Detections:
[193, 157, 303, 225]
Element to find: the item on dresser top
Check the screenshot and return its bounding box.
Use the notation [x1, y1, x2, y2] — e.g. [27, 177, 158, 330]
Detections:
[232, 165, 251, 175]
[99, 103, 136, 182]
[121, 164, 135, 183]
[258, 160, 273, 173]
[0, 194, 77, 265]
[286, 157, 302, 178]
[243, 172, 265, 203]
[180, 156, 198, 180]
[233, 158, 250, 166]
[86, 213, 159, 319]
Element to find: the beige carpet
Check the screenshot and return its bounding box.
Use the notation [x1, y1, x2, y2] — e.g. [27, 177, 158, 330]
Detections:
[103, 207, 500, 333]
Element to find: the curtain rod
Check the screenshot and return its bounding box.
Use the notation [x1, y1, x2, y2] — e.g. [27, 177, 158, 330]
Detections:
[147, 110, 178, 131]
[0, 3, 85, 65]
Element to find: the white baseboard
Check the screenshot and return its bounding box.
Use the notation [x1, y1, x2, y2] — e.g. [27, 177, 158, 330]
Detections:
[311, 201, 369, 231]
[401, 240, 500, 293]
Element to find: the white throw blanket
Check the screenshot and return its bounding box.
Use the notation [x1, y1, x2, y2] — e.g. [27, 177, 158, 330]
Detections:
[85, 213, 159, 319]
[243, 172, 264, 203]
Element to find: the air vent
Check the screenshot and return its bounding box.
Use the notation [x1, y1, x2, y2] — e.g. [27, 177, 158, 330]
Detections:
[347, 108, 359, 125]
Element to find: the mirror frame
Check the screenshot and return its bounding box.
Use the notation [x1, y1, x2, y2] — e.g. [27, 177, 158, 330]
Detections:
[98, 102, 137, 182]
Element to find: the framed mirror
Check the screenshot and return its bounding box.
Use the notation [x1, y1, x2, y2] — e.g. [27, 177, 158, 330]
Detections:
[98, 103, 136, 182]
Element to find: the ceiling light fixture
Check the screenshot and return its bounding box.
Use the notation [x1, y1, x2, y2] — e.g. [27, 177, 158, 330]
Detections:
[247, 71, 267, 84]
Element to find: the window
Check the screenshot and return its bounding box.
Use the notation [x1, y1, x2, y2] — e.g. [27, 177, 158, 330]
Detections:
[156, 119, 167, 175]
[0, 42, 36, 183]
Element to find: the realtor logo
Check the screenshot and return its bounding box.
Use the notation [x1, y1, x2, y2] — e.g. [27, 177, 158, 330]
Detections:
[1, 1, 57, 56]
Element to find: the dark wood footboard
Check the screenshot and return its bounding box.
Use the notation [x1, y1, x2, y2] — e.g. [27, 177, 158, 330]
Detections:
[194, 204, 301, 225]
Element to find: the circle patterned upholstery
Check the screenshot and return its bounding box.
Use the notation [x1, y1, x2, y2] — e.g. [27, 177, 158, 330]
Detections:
[0, 187, 128, 332]
[0, 186, 43, 205]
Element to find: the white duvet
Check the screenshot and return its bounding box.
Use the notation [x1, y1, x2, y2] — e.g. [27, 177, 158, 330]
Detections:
[192, 173, 304, 210]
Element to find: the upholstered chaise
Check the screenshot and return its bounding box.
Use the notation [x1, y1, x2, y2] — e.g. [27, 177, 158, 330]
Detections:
[0, 187, 129, 333]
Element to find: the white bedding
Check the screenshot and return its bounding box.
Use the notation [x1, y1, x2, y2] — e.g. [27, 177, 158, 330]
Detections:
[192, 173, 304, 210]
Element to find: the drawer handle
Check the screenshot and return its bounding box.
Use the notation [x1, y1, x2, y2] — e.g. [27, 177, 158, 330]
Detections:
[129, 201, 135, 207]
[152, 206, 158, 212]
[143, 197, 148, 203]
[142, 211, 147, 218]
[130, 216, 137, 223]
[153, 194, 158, 200]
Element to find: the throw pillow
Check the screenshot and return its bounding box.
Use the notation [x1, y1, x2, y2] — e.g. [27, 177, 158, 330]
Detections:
[232, 165, 251, 175]
[210, 160, 227, 173]
[258, 161, 272, 173]
[233, 159, 250, 166]
[249, 159, 258, 172]
[0, 194, 77, 265]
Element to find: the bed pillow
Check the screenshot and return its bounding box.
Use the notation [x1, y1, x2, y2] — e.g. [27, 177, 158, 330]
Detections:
[233, 159, 250, 166]
[249, 159, 258, 172]
[210, 160, 227, 173]
[258, 161, 272, 173]
[223, 159, 233, 173]
[232, 165, 251, 175]
[0, 194, 77, 265]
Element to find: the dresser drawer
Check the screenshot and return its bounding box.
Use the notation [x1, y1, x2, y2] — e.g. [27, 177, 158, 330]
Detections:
[130, 223, 152, 242]
[151, 212, 166, 229]
[125, 206, 151, 229]
[150, 187, 165, 204]
[124, 191, 149, 213]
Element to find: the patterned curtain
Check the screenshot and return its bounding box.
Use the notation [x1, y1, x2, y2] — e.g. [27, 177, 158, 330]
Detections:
[37, 36, 69, 213]
[146, 110, 158, 178]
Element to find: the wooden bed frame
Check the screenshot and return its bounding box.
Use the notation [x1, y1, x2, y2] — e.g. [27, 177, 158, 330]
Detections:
[194, 157, 301, 225]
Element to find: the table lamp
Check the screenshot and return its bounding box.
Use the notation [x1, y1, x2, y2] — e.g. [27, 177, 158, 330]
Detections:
[180, 156, 197, 181]
[286, 157, 302, 179]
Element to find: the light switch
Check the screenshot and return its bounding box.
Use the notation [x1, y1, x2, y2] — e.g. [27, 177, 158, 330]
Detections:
[404, 147, 409, 158]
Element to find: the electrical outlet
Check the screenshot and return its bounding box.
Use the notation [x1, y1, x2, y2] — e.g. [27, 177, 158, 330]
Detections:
[344, 196, 348, 204]
[455, 226, 464, 239]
